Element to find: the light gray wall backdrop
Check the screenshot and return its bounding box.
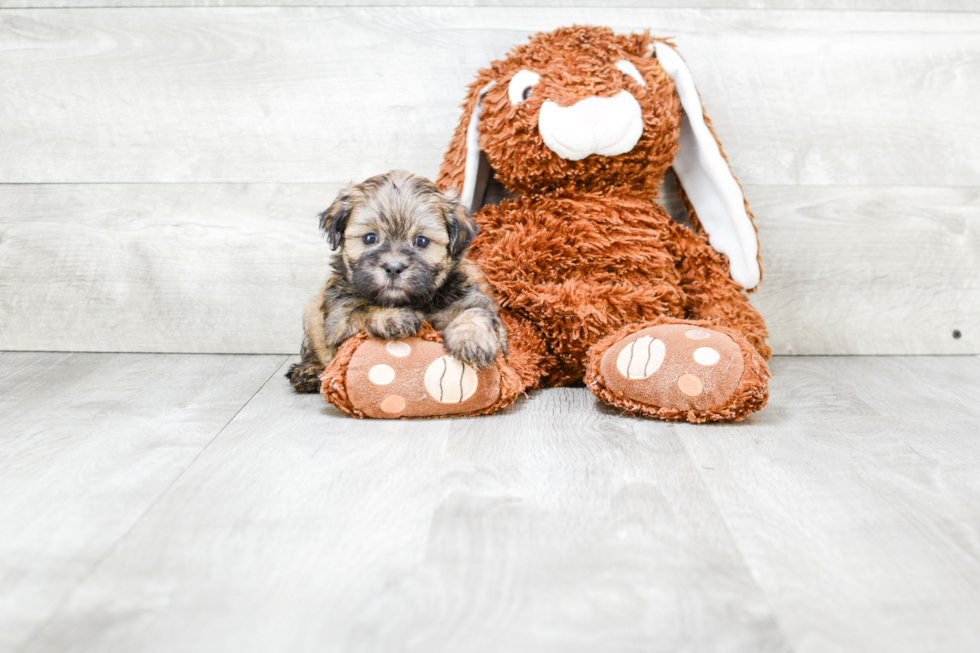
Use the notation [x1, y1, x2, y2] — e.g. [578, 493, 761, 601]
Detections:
[1, 2, 977, 354]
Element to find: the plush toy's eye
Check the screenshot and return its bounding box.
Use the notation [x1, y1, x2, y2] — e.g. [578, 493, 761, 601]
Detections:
[615, 60, 646, 87]
[362, 233, 378, 245]
[414, 235, 430, 248]
[508, 69, 541, 104]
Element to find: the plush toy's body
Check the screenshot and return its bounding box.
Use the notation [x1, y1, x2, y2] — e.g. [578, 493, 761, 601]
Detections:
[321, 26, 771, 422]
[466, 190, 769, 387]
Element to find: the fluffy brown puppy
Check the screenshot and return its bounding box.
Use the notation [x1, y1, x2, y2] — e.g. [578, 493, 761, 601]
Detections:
[286, 170, 507, 393]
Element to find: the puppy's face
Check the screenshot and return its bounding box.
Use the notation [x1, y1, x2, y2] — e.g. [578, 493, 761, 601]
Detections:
[320, 171, 478, 307]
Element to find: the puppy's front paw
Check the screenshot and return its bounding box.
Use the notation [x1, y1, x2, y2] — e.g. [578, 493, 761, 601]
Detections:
[442, 310, 502, 369]
[366, 308, 422, 340]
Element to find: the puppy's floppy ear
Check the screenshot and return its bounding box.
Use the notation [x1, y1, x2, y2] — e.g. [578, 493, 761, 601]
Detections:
[319, 188, 352, 251]
[445, 201, 479, 259]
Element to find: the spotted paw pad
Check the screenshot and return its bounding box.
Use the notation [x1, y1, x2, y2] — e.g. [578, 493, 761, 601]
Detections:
[345, 337, 500, 418]
[600, 325, 745, 412]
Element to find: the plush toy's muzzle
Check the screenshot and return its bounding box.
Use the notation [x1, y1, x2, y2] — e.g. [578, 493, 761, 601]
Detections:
[538, 91, 644, 161]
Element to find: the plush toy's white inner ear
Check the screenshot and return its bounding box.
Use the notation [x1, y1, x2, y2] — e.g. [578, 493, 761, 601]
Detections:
[461, 81, 496, 211]
[615, 60, 646, 87]
[654, 42, 760, 290]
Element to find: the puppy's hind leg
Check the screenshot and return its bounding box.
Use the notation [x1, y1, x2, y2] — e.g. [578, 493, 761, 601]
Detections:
[286, 337, 327, 393]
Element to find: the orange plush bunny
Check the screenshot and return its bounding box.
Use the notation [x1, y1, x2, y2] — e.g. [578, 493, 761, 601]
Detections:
[321, 25, 770, 422]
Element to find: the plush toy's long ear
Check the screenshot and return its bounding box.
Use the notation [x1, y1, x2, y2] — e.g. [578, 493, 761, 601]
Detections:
[437, 76, 497, 212]
[653, 42, 762, 290]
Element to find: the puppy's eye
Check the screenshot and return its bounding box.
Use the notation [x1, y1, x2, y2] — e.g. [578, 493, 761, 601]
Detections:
[414, 235, 430, 249]
[614, 60, 646, 87]
[508, 69, 541, 105]
[362, 233, 378, 245]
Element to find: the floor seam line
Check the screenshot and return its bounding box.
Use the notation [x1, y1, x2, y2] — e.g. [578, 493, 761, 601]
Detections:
[673, 427, 799, 653]
[14, 354, 290, 653]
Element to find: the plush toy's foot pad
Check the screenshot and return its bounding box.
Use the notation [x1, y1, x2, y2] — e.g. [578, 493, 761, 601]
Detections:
[593, 323, 767, 421]
[343, 337, 501, 418]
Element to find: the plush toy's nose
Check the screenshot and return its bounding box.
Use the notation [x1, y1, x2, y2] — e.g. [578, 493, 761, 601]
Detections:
[538, 91, 644, 161]
[575, 98, 605, 129]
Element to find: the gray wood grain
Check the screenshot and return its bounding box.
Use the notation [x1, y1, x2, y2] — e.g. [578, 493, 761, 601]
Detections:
[749, 185, 979, 355]
[0, 183, 329, 354]
[0, 352, 286, 653]
[2, 0, 976, 9]
[1, 183, 976, 355]
[8, 353, 980, 652]
[0, 8, 977, 186]
[676, 355, 980, 652]
[17, 355, 790, 653]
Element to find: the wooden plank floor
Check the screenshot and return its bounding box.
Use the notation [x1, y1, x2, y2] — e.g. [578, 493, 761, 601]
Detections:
[3, 353, 979, 653]
[0, 353, 288, 653]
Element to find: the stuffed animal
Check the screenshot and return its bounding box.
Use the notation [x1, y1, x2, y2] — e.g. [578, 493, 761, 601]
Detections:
[321, 25, 770, 422]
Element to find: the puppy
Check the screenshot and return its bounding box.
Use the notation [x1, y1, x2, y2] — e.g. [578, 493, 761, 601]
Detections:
[286, 170, 508, 393]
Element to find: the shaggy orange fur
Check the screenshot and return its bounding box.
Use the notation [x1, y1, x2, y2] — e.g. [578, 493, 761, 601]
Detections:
[435, 26, 770, 420]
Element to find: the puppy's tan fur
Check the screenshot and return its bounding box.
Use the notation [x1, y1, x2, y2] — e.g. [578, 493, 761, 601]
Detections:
[287, 170, 507, 393]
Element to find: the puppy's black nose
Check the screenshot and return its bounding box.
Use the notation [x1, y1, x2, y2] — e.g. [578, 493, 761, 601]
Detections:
[382, 261, 407, 277]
